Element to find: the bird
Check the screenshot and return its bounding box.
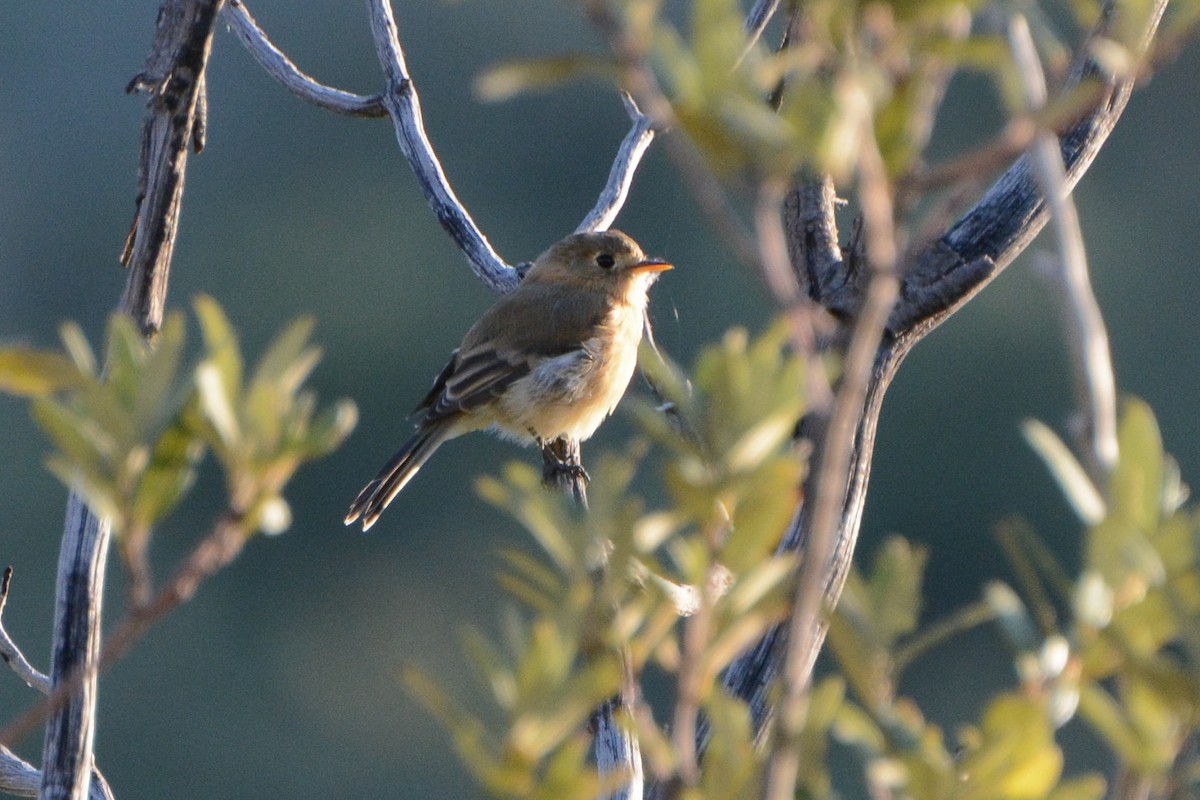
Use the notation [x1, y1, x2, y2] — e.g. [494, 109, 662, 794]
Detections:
[344, 229, 672, 530]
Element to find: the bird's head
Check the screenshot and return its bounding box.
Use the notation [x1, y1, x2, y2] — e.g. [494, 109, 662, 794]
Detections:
[527, 230, 672, 295]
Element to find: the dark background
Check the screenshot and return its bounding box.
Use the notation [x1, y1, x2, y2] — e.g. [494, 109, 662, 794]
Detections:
[1, 2, 1197, 796]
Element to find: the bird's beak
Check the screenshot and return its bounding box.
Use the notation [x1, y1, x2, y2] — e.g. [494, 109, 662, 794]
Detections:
[628, 258, 673, 275]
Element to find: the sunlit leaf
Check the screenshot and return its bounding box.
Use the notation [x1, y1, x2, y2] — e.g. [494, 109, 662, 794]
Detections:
[1022, 418, 1106, 525]
[0, 347, 86, 396]
[475, 54, 616, 102]
[193, 293, 243, 400]
[1110, 398, 1164, 534]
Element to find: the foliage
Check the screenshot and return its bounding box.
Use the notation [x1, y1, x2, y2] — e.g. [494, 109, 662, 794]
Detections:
[408, 314, 1200, 798]
[407, 323, 808, 796]
[0, 296, 356, 585]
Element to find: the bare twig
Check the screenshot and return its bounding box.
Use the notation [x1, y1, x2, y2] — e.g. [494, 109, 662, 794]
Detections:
[575, 93, 656, 235]
[1009, 14, 1118, 483]
[2, 516, 248, 751]
[0, 568, 50, 694]
[764, 120, 900, 800]
[366, 0, 518, 293]
[224, 0, 387, 117]
[0, 745, 112, 800]
[584, 0, 763, 276]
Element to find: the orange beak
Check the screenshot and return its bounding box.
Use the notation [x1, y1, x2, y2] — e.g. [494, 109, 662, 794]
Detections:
[628, 258, 673, 275]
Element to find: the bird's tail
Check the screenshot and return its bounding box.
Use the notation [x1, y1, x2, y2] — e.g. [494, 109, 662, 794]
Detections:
[345, 421, 453, 530]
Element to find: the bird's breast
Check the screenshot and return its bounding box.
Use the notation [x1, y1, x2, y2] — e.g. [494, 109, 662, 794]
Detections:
[496, 297, 645, 442]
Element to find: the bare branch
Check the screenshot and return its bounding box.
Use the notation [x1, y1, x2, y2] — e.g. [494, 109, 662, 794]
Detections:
[0, 568, 51, 694]
[720, 0, 1168, 759]
[224, 1, 386, 117]
[575, 94, 655, 234]
[0, 745, 113, 800]
[1009, 14, 1118, 483]
[593, 694, 643, 800]
[2, 515, 247, 752]
[742, 0, 782, 59]
[584, 0, 763, 276]
[0, 746, 40, 799]
[38, 495, 113, 800]
[366, 0, 519, 293]
[765, 120, 900, 800]
[121, 0, 227, 335]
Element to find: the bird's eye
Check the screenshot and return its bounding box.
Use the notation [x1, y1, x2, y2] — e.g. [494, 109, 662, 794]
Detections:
[595, 253, 616, 269]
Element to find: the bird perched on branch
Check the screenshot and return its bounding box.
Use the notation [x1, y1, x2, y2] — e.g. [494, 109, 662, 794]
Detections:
[345, 229, 672, 530]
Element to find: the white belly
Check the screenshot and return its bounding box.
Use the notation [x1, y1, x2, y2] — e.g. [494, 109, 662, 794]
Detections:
[497, 299, 645, 442]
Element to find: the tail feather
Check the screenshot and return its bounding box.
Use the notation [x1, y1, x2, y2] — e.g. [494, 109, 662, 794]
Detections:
[345, 421, 452, 530]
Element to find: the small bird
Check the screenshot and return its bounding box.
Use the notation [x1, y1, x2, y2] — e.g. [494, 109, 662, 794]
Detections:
[345, 229, 672, 530]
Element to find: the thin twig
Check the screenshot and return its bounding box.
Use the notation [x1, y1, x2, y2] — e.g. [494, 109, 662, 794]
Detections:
[366, 0, 519, 293]
[224, 0, 387, 117]
[584, 0, 763, 276]
[1008, 14, 1118, 483]
[892, 599, 1000, 673]
[765, 118, 900, 800]
[575, 93, 656, 234]
[0, 568, 51, 693]
[1, 516, 247, 751]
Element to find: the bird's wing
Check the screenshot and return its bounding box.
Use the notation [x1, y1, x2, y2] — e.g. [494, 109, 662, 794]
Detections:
[421, 346, 536, 421]
[416, 281, 611, 422]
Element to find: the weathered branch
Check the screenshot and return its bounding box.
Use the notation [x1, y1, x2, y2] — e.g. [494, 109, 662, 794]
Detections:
[28, 4, 227, 799]
[223, 1, 387, 117]
[37, 496, 113, 800]
[574, 94, 655, 235]
[720, 0, 1169, 751]
[0, 569, 50, 694]
[766, 122, 900, 800]
[366, 0, 518, 292]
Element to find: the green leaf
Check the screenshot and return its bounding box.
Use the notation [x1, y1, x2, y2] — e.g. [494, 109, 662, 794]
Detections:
[193, 293, 243, 402]
[44, 455, 120, 524]
[474, 54, 616, 102]
[1045, 774, 1107, 800]
[104, 313, 148, 409]
[58, 321, 97, 378]
[957, 694, 1063, 800]
[131, 311, 187, 435]
[700, 689, 761, 800]
[129, 422, 202, 528]
[0, 347, 86, 396]
[1110, 397, 1164, 533]
[31, 397, 116, 476]
[299, 399, 358, 457]
[1077, 681, 1146, 765]
[1022, 418, 1106, 525]
[865, 536, 927, 642]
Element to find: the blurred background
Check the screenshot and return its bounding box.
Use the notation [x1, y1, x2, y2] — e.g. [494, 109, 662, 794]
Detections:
[0, 1, 1197, 796]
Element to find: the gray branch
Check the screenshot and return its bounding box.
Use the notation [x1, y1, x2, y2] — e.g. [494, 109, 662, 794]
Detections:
[720, 0, 1168, 745]
[33, 2, 225, 799]
[574, 94, 655, 235]
[223, 1, 386, 118]
[366, 0, 519, 293]
[1009, 14, 1118, 484]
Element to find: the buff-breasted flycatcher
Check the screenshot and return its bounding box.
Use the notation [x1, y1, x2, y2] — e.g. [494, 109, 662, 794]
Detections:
[344, 229, 672, 530]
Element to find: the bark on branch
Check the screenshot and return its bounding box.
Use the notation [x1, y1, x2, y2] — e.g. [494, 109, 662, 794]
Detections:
[720, 0, 1168, 748]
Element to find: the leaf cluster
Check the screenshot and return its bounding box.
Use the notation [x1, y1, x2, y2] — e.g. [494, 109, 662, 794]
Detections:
[0, 296, 356, 573]
[407, 322, 810, 796]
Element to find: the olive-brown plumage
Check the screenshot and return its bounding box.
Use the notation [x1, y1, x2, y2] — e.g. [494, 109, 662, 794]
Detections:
[345, 230, 671, 530]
